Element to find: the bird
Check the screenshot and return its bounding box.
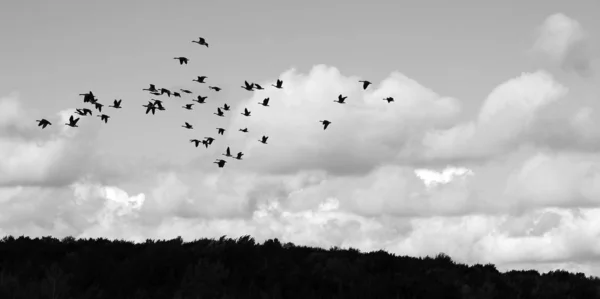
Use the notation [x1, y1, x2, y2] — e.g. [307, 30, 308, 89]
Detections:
[383, 97, 394, 103]
[241, 108, 251, 117]
[204, 137, 215, 145]
[258, 98, 270, 107]
[74, 109, 87, 116]
[359, 80, 372, 90]
[190, 139, 201, 147]
[79, 108, 93, 116]
[173, 92, 181, 98]
[97, 114, 110, 124]
[193, 76, 207, 83]
[193, 95, 207, 104]
[253, 83, 264, 90]
[94, 102, 103, 112]
[79, 91, 96, 103]
[259, 136, 268, 144]
[222, 147, 233, 158]
[65, 115, 80, 127]
[272, 79, 283, 89]
[241, 81, 254, 91]
[192, 37, 209, 47]
[222, 103, 230, 111]
[217, 128, 225, 135]
[182, 122, 193, 129]
[239, 128, 248, 133]
[235, 152, 244, 160]
[180, 89, 192, 94]
[174, 57, 189, 65]
[143, 102, 156, 115]
[319, 120, 331, 130]
[182, 104, 194, 110]
[36, 119, 51, 129]
[109, 99, 122, 109]
[143, 84, 157, 92]
[160, 88, 171, 97]
[201, 140, 210, 148]
[209, 86, 221, 92]
[151, 99, 165, 111]
[334, 94, 347, 104]
[214, 159, 226, 168]
[214, 107, 224, 117]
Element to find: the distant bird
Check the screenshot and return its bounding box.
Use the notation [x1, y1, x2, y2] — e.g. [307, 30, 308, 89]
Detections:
[193, 76, 207, 83]
[359, 80, 372, 90]
[209, 86, 221, 92]
[182, 122, 193, 129]
[319, 120, 331, 130]
[79, 108, 93, 116]
[79, 91, 96, 103]
[272, 79, 283, 89]
[182, 104, 194, 110]
[222, 147, 233, 158]
[222, 103, 230, 111]
[65, 115, 80, 127]
[160, 88, 171, 97]
[217, 128, 225, 135]
[193, 95, 207, 104]
[36, 119, 51, 129]
[241, 81, 254, 91]
[75, 109, 87, 116]
[241, 108, 251, 117]
[192, 37, 209, 47]
[239, 128, 248, 133]
[204, 137, 215, 145]
[174, 57, 189, 65]
[109, 99, 122, 109]
[143, 84, 157, 92]
[97, 114, 110, 124]
[258, 98, 270, 107]
[201, 139, 209, 148]
[143, 102, 156, 115]
[180, 89, 192, 94]
[259, 136, 268, 144]
[253, 83, 264, 90]
[173, 92, 181, 98]
[214, 159, 226, 168]
[383, 97, 394, 103]
[190, 139, 201, 147]
[235, 152, 243, 160]
[94, 102, 103, 112]
[335, 94, 347, 104]
[214, 107, 224, 117]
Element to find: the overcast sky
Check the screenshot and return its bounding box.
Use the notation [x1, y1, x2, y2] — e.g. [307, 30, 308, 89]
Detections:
[2, 0, 600, 277]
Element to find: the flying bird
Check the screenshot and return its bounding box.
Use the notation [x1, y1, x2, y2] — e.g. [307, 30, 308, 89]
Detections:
[253, 83, 264, 90]
[143, 84, 157, 92]
[180, 89, 192, 94]
[193, 76, 207, 83]
[79, 91, 96, 103]
[214, 159, 226, 168]
[319, 120, 331, 130]
[143, 102, 156, 115]
[97, 114, 110, 123]
[383, 97, 394, 103]
[334, 94, 347, 104]
[36, 119, 51, 129]
[209, 86, 221, 92]
[214, 107, 224, 117]
[217, 128, 225, 135]
[204, 137, 215, 145]
[65, 115, 80, 127]
[174, 57, 189, 65]
[241, 108, 251, 117]
[160, 88, 171, 97]
[258, 98, 269, 107]
[239, 128, 248, 133]
[182, 122, 193, 129]
[190, 139, 201, 147]
[75, 109, 87, 116]
[193, 95, 207, 104]
[201, 139, 209, 148]
[359, 80, 372, 90]
[182, 104, 194, 110]
[259, 136, 268, 144]
[94, 102, 103, 112]
[241, 81, 254, 91]
[235, 152, 244, 160]
[151, 99, 165, 111]
[192, 37, 209, 47]
[222, 147, 233, 158]
[173, 92, 181, 98]
[222, 103, 230, 111]
[109, 99, 122, 109]
[272, 79, 283, 89]
[79, 108, 93, 116]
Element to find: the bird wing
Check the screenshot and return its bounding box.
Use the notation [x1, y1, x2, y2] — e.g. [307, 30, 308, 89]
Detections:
[226, 147, 230, 155]
[264, 98, 269, 105]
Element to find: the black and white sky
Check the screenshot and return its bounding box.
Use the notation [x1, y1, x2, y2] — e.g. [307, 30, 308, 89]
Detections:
[1, 0, 600, 277]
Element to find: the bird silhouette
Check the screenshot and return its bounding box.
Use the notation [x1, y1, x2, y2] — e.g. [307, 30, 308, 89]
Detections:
[222, 147, 233, 158]
[143, 102, 156, 115]
[319, 120, 331, 130]
[190, 139, 201, 147]
[151, 99, 165, 111]
[79, 91, 96, 103]
[193, 76, 207, 83]
[209, 86, 221, 92]
[65, 115, 80, 127]
[235, 152, 244, 160]
[258, 98, 270, 107]
[217, 128, 225, 135]
[239, 128, 248, 133]
[36, 119, 51, 129]
[241, 108, 251, 117]
[214, 107, 224, 117]
[383, 97, 394, 103]
[335, 94, 347, 104]
[174, 57, 189, 65]
[214, 159, 226, 168]
[359, 80, 372, 90]
[193, 95, 207, 104]
[253, 83, 264, 90]
[180, 89, 192, 94]
[272, 79, 283, 89]
[173, 92, 181, 98]
[192, 37, 209, 47]
[201, 139, 210, 148]
[97, 114, 110, 123]
[182, 104, 194, 110]
[222, 103, 230, 111]
[182, 122, 193, 129]
[75, 109, 87, 116]
[79, 108, 92, 116]
[204, 137, 215, 145]
[94, 102, 103, 112]
[160, 88, 171, 97]
[109, 99, 122, 109]
[241, 81, 254, 91]
[259, 136, 269, 144]
[143, 84, 157, 92]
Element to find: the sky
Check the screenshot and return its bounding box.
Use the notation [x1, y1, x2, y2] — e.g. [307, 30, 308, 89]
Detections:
[2, 0, 600, 277]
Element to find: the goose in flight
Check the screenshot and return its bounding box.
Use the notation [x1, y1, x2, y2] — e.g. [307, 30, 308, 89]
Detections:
[222, 103, 230, 111]
[193, 37, 209, 47]
[143, 84, 157, 92]
[75, 109, 87, 116]
[36, 119, 51, 129]
[253, 83, 264, 90]
[383, 97, 394, 103]
[173, 92, 181, 98]
[239, 128, 248, 133]
[190, 139, 201, 147]
[214, 107, 224, 117]
[204, 137, 215, 145]
[94, 102, 104, 112]
[214, 159, 227, 168]
[272, 79, 283, 89]
[79, 91, 96, 103]
[201, 139, 210, 148]
[180, 89, 192, 94]
[241, 81, 254, 91]
[97, 114, 110, 123]
[222, 147, 233, 158]
[209, 86, 221, 92]
[152, 99, 165, 111]
[217, 128, 225, 135]
[334, 94, 347, 104]
[193, 95, 207, 104]
[359, 80, 372, 90]
[160, 88, 171, 97]
[80, 108, 93, 116]
[319, 120, 331, 130]
[174, 57, 189, 65]
[143, 102, 156, 115]
[241, 108, 251, 117]
[258, 98, 269, 107]
[235, 152, 244, 160]
[65, 115, 80, 127]
[193, 76, 207, 83]
[182, 122, 193, 129]
[182, 104, 194, 110]
[259, 135, 268, 144]
[109, 99, 122, 109]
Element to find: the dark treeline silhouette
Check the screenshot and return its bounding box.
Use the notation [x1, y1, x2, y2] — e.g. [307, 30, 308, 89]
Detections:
[0, 235, 599, 298]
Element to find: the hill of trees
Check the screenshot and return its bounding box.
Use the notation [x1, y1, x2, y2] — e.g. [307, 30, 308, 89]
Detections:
[0, 235, 599, 299]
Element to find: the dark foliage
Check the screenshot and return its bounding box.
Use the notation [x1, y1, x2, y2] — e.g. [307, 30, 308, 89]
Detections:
[0, 235, 599, 299]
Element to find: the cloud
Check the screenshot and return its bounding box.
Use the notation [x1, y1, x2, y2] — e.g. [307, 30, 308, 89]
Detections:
[532, 13, 595, 77]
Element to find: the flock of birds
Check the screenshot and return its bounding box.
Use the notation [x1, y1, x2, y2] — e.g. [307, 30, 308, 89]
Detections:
[35, 37, 395, 168]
